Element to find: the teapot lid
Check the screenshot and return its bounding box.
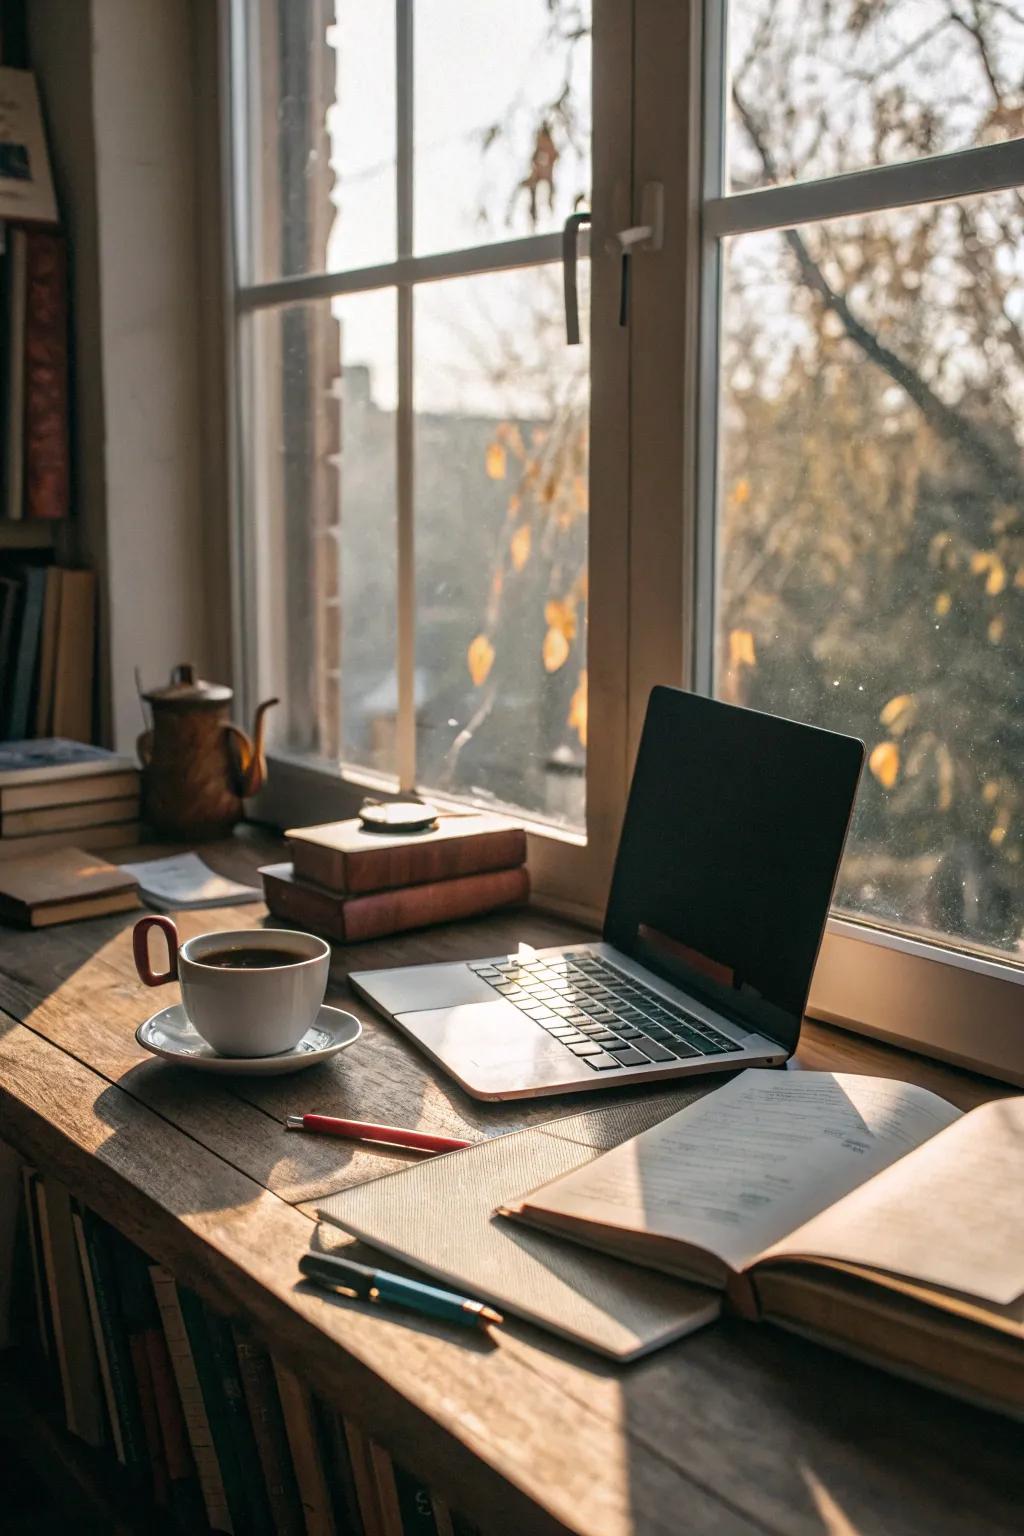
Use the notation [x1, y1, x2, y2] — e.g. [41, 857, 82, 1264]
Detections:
[142, 664, 233, 709]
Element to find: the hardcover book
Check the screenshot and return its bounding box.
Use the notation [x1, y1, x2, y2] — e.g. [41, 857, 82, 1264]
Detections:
[287, 812, 526, 895]
[261, 860, 529, 943]
[0, 845, 140, 926]
[23, 229, 69, 519]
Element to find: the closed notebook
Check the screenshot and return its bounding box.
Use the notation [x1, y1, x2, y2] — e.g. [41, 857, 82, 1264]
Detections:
[317, 1087, 719, 1361]
[287, 812, 526, 894]
[0, 845, 140, 925]
[262, 861, 528, 943]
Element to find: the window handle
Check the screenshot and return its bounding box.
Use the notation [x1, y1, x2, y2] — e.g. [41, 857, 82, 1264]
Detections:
[563, 210, 592, 345]
[606, 184, 665, 329]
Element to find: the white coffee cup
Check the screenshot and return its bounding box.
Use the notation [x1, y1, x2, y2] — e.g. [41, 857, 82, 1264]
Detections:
[133, 917, 330, 1057]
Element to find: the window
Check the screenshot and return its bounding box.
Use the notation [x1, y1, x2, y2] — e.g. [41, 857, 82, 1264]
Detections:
[700, 0, 1024, 974]
[232, 1, 600, 838]
[228, 2, 1022, 1063]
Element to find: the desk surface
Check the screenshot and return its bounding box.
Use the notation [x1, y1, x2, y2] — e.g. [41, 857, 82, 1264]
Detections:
[0, 829, 1020, 1536]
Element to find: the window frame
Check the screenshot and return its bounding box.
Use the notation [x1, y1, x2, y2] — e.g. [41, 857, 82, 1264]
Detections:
[224, 0, 1024, 1080]
[684, 0, 1024, 1077]
[227, 0, 633, 917]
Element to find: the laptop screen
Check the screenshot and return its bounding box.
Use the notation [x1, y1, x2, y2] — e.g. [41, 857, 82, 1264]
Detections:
[603, 687, 864, 1054]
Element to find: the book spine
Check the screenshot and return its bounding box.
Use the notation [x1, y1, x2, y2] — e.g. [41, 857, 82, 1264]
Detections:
[392, 1461, 441, 1536]
[144, 1314, 209, 1533]
[5, 566, 46, 741]
[311, 1397, 366, 1536]
[177, 1285, 247, 1534]
[265, 865, 529, 945]
[22, 230, 69, 520]
[2, 228, 27, 521]
[339, 866, 530, 943]
[1, 793, 140, 835]
[234, 1329, 304, 1536]
[262, 868, 347, 941]
[73, 1209, 126, 1464]
[150, 1266, 234, 1534]
[272, 1361, 337, 1536]
[369, 1441, 404, 1536]
[344, 1417, 384, 1536]
[110, 1231, 171, 1508]
[204, 1307, 276, 1536]
[34, 1176, 106, 1446]
[79, 1212, 149, 1478]
[293, 828, 528, 895]
[19, 1164, 52, 1361]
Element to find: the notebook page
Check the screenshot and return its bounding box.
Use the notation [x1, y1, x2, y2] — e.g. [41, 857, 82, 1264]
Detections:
[763, 1095, 1024, 1305]
[512, 1070, 961, 1274]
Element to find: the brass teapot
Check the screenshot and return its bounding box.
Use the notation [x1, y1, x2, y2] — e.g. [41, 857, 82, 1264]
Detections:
[137, 665, 278, 840]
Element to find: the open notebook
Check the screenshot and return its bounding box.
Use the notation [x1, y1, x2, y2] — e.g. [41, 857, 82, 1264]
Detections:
[502, 1070, 1024, 1414]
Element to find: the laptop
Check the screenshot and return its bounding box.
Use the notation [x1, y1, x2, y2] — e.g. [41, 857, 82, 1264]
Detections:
[350, 686, 864, 1100]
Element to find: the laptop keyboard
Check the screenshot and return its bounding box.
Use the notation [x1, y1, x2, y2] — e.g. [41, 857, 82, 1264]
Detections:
[468, 952, 742, 1072]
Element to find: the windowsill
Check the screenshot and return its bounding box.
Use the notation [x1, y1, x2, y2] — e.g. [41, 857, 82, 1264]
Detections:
[254, 746, 588, 847]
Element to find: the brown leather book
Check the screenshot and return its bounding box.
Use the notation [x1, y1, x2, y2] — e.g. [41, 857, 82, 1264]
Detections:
[51, 569, 96, 742]
[261, 861, 529, 943]
[287, 812, 527, 894]
[0, 845, 140, 925]
[23, 229, 70, 520]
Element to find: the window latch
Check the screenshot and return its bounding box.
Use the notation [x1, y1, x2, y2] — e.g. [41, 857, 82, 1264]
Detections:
[607, 183, 664, 328]
[563, 210, 592, 345]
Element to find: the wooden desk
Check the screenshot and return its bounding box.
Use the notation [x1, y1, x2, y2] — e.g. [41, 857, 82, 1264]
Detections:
[0, 831, 1020, 1536]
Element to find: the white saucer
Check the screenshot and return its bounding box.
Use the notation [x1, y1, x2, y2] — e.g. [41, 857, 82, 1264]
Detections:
[136, 1002, 361, 1075]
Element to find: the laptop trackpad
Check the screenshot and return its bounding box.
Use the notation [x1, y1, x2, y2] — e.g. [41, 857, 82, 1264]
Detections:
[395, 1000, 574, 1080]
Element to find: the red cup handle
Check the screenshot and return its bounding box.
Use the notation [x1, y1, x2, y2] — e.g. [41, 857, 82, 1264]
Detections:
[133, 915, 180, 986]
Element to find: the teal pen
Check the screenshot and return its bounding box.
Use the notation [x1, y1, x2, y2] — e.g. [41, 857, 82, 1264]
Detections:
[298, 1251, 504, 1332]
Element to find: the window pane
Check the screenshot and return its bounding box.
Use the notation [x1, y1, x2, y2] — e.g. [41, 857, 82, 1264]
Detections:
[414, 0, 592, 255]
[716, 193, 1024, 963]
[414, 266, 589, 828]
[246, 2, 395, 282]
[247, 292, 397, 775]
[727, 0, 1024, 191]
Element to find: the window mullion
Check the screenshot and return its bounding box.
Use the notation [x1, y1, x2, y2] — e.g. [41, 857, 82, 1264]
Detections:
[395, 0, 416, 791]
[704, 138, 1024, 239]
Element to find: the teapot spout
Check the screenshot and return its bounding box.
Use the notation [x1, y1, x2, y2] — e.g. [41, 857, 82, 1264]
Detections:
[225, 697, 279, 799]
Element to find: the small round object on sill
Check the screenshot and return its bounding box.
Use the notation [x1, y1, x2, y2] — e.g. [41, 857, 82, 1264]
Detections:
[359, 798, 440, 834]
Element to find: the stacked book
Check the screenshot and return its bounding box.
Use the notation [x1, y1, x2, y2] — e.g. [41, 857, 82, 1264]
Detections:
[261, 813, 529, 942]
[9, 1169, 482, 1536]
[0, 738, 140, 859]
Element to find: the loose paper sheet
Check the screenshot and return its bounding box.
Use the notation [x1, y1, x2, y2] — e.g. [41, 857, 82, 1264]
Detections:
[119, 853, 261, 911]
[514, 1070, 962, 1274]
[766, 1095, 1024, 1305]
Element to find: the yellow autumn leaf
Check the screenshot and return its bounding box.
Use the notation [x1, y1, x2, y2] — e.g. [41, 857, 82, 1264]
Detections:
[983, 780, 1000, 804]
[1014, 568, 1024, 589]
[728, 628, 756, 668]
[506, 493, 521, 520]
[936, 744, 954, 813]
[934, 591, 951, 616]
[567, 669, 588, 747]
[879, 693, 915, 731]
[989, 616, 1005, 644]
[732, 477, 750, 505]
[542, 626, 570, 673]
[467, 633, 495, 687]
[985, 558, 1007, 596]
[868, 741, 900, 790]
[970, 551, 990, 575]
[544, 598, 577, 643]
[485, 443, 506, 480]
[510, 523, 532, 572]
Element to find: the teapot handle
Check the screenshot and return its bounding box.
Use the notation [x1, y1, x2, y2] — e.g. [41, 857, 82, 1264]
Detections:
[137, 729, 154, 768]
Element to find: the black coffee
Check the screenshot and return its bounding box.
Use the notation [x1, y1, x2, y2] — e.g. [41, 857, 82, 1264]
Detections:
[198, 947, 303, 970]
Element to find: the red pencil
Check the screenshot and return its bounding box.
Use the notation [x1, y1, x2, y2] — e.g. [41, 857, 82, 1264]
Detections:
[285, 1113, 470, 1155]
